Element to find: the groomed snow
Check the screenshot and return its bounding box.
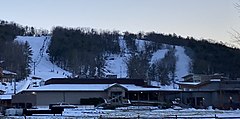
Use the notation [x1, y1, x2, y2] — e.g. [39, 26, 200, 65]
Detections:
[15, 36, 72, 80]
[150, 49, 168, 65]
[105, 38, 191, 89]
[135, 39, 151, 52]
[15, 36, 190, 84]
[175, 46, 191, 81]
[0, 36, 74, 96]
[104, 54, 129, 78]
[149, 46, 191, 89]
[12, 36, 191, 93]
[104, 38, 129, 78]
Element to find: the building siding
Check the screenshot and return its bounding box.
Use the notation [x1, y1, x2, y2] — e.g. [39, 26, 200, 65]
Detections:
[35, 91, 107, 106]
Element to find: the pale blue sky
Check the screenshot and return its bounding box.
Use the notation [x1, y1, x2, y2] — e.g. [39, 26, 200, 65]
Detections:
[0, 0, 239, 44]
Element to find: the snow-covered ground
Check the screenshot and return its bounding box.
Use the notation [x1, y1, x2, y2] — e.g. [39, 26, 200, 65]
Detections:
[0, 79, 31, 95]
[105, 38, 191, 83]
[153, 46, 192, 89]
[1, 36, 238, 118]
[0, 36, 191, 95]
[104, 54, 129, 78]
[0, 36, 73, 96]
[175, 46, 191, 81]
[0, 36, 192, 96]
[16, 36, 72, 80]
[14, 36, 190, 87]
[4, 107, 240, 118]
[104, 37, 130, 78]
[150, 49, 168, 65]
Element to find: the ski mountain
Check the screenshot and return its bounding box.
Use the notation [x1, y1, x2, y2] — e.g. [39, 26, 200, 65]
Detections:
[15, 35, 191, 89]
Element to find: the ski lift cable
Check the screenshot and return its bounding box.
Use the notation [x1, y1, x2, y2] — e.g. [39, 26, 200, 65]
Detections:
[32, 37, 48, 67]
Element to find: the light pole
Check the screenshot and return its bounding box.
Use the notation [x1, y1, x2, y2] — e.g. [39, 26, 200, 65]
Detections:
[33, 61, 36, 75]
[0, 61, 3, 83]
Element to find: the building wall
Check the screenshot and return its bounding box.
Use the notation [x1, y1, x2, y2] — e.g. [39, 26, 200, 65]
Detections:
[36, 92, 64, 105]
[211, 91, 219, 107]
[13, 91, 107, 106]
[182, 92, 212, 107]
[199, 82, 219, 91]
[180, 91, 240, 109]
[220, 81, 240, 90]
[12, 92, 37, 106]
[107, 86, 126, 97]
[35, 91, 107, 106]
[183, 82, 220, 91]
[65, 92, 107, 104]
[158, 92, 180, 103]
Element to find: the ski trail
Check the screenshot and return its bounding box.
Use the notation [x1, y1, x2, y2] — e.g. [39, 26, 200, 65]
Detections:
[16, 36, 72, 80]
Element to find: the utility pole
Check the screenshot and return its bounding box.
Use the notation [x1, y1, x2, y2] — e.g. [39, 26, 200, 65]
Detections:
[53, 63, 54, 72]
[120, 66, 122, 78]
[33, 61, 36, 75]
[13, 79, 16, 94]
[0, 61, 4, 83]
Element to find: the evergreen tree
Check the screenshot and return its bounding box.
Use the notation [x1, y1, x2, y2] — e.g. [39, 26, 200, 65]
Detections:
[23, 41, 33, 77]
[126, 52, 150, 79]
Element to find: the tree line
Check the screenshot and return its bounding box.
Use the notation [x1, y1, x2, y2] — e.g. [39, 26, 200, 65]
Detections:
[145, 32, 240, 79]
[0, 20, 32, 80]
[48, 28, 177, 85]
[48, 27, 120, 78]
[2, 19, 240, 82]
[49, 27, 240, 85]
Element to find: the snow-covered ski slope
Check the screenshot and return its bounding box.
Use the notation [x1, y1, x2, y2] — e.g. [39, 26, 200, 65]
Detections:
[104, 38, 129, 78]
[104, 38, 191, 81]
[175, 46, 191, 81]
[16, 36, 72, 80]
[15, 36, 190, 87]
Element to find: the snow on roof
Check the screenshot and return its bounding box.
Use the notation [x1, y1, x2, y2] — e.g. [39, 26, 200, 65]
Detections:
[0, 95, 12, 100]
[2, 70, 17, 75]
[210, 79, 221, 82]
[150, 81, 181, 90]
[106, 83, 127, 90]
[176, 81, 200, 85]
[17, 79, 31, 93]
[26, 84, 109, 91]
[123, 84, 159, 91]
[24, 83, 181, 92]
[122, 84, 179, 91]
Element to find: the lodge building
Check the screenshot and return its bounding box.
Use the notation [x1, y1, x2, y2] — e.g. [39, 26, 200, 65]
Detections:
[10, 74, 240, 109]
[12, 78, 180, 108]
